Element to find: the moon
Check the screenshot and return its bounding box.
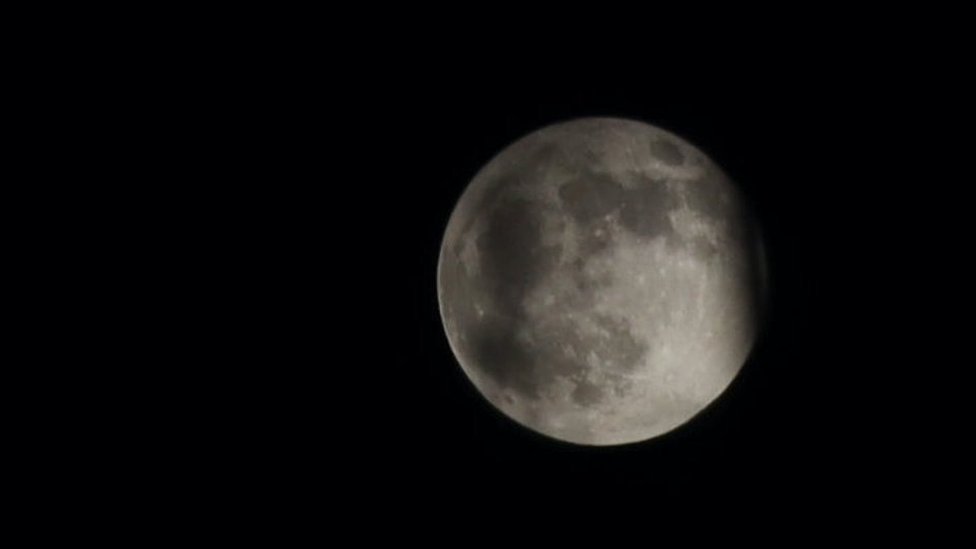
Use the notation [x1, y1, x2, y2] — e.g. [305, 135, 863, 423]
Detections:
[437, 117, 766, 446]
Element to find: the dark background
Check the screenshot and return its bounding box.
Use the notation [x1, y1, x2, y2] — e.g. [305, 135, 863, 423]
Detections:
[164, 26, 969, 521]
[254, 54, 953, 507]
[13, 8, 970, 538]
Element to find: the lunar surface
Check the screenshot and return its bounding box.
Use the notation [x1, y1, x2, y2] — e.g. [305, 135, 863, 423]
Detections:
[437, 117, 765, 445]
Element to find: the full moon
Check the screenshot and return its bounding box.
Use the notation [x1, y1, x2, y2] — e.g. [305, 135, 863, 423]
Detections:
[437, 117, 766, 446]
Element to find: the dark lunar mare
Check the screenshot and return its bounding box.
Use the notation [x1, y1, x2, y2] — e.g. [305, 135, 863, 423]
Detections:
[450, 164, 665, 404]
[461, 188, 564, 399]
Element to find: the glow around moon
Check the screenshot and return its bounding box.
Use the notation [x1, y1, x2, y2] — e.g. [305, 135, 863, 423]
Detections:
[437, 118, 765, 446]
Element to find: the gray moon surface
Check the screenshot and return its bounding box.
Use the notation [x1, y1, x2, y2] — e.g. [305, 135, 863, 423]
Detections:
[437, 117, 766, 446]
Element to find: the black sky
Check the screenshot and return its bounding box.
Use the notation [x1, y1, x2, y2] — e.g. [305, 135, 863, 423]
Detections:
[179, 28, 969, 522]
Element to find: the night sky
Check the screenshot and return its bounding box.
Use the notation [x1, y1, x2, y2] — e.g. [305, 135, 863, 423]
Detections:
[178, 32, 965, 522]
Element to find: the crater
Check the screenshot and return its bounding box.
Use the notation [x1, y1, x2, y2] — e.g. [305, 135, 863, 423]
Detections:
[572, 378, 606, 407]
[590, 314, 648, 373]
[525, 143, 562, 175]
[619, 178, 675, 238]
[576, 216, 616, 257]
[649, 138, 684, 166]
[558, 172, 626, 223]
[684, 236, 720, 258]
[682, 168, 732, 221]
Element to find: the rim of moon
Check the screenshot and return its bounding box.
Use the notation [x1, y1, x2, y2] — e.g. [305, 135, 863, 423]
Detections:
[437, 117, 766, 446]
